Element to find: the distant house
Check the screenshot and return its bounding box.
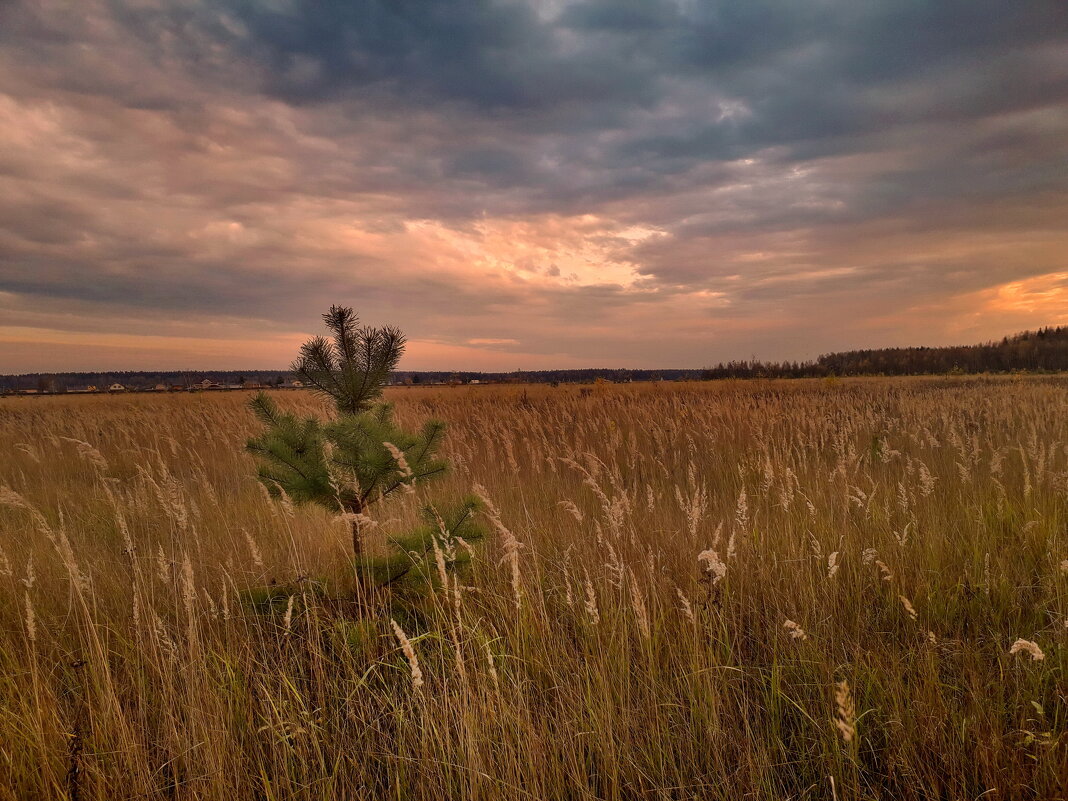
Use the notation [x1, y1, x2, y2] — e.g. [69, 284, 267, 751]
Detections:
[290, 380, 304, 388]
[468, 379, 481, 385]
[108, 383, 125, 393]
[154, 384, 168, 391]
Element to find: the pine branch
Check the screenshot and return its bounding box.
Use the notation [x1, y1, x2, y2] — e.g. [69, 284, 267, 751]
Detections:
[248, 392, 280, 426]
[293, 336, 344, 402]
[324, 305, 361, 366]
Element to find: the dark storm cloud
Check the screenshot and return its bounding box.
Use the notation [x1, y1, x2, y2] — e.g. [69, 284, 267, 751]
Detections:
[1, 0, 1067, 370]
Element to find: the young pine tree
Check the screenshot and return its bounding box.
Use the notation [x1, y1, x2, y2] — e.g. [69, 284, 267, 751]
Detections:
[246, 306, 447, 558]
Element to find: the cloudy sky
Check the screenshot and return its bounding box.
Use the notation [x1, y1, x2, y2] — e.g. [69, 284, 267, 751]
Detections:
[2, 0, 1067, 372]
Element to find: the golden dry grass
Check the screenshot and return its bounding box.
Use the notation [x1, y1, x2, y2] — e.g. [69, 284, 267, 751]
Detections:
[1, 377, 1067, 800]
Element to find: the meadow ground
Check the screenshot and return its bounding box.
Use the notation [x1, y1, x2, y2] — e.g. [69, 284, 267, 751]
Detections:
[0, 377, 1066, 800]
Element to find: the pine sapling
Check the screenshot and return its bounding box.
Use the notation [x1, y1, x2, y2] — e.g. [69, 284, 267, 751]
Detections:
[245, 306, 448, 560]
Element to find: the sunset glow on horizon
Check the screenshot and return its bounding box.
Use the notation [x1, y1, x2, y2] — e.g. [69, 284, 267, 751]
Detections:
[2, 1, 1067, 372]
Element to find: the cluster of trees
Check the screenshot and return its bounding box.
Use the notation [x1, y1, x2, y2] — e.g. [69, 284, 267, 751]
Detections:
[699, 327, 1068, 379]
[816, 327, 1068, 375]
[0, 371, 295, 393]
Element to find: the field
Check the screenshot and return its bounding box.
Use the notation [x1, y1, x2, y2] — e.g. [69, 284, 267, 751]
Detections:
[1, 378, 1066, 800]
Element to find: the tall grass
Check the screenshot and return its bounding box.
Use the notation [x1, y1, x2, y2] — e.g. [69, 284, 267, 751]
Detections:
[0, 377, 1066, 799]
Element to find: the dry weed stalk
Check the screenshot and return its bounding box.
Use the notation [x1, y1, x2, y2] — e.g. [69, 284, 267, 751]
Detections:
[834, 680, 856, 745]
[391, 619, 425, 691]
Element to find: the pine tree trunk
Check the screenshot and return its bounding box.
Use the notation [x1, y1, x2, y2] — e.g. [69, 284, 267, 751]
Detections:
[347, 506, 368, 601]
[349, 514, 362, 559]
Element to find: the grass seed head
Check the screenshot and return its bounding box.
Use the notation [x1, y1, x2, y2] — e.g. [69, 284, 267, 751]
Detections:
[1009, 639, 1044, 661]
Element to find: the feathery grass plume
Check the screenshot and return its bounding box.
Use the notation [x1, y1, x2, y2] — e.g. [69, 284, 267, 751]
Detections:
[383, 441, 416, 494]
[583, 568, 600, 625]
[391, 619, 424, 691]
[243, 529, 265, 571]
[283, 595, 296, 634]
[180, 553, 197, 615]
[893, 522, 910, 547]
[24, 592, 36, 644]
[14, 442, 40, 463]
[678, 483, 708, 538]
[475, 483, 523, 607]
[502, 436, 519, 473]
[697, 548, 727, 584]
[151, 609, 177, 661]
[1060, 558, 1068, 575]
[826, 552, 840, 579]
[558, 499, 584, 523]
[383, 442, 412, 478]
[896, 481, 910, 517]
[733, 487, 749, 533]
[875, 560, 893, 582]
[51, 524, 90, 592]
[955, 461, 970, 484]
[783, 619, 808, 640]
[483, 638, 500, 688]
[560, 455, 613, 519]
[710, 520, 723, 549]
[603, 540, 624, 588]
[21, 557, 34, 589]
[675, 585, 695, 622]
[155, 544, 170, 583]
[58, 436, 109, 473]
[848, 485, 867, 509]
[990, 445, 1005, 476]
[453, 536, 475, 559]
[0, 486, 52, 536]
[834, 680, 856, 745]
[627, 568, 651, 641]
[899, 595, 918, 620]
[1009, 639, 1045, 661]
[778, 466, 797, 511]
[917, 460, 936, 496]
[862, 548, 877, 566]
[561, 544, 575, 607]
[430, 530, 449, 589]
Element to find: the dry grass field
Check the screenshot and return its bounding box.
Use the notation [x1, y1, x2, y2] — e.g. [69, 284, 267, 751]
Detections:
[1, 377, 1067, 800]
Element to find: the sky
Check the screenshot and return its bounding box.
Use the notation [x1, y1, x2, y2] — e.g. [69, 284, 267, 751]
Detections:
[2, 0, 1068, 372]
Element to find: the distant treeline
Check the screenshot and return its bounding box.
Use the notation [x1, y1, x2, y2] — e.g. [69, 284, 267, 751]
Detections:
[0, 371, 297, 393]
[700, 326, 1068, 380]
[4, 327, 1068, 392]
